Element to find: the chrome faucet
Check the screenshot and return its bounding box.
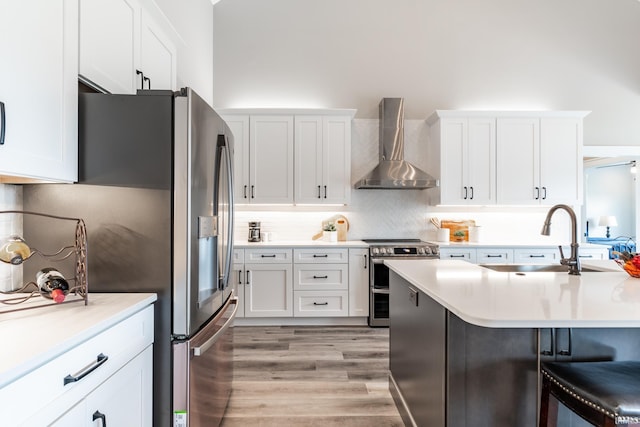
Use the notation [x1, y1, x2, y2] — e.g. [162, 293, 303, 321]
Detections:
[541, 204, 581, 275]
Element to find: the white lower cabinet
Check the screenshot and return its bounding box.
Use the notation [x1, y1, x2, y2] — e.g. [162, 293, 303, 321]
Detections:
[7, 305, 154, 426]
[293, 249, 349, 317]
[237, 248, 293, 318]
[234, 247, 368, 320]
[441, 246, 609, 265]
[476, 248, 514, 264]
[439, 247, 477, 263]
[51, 346, 153, 427]
[348, 248, 369, 317]
[513, 248, 559, 264]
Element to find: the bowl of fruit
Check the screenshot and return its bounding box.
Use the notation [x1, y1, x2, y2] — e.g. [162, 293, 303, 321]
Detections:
[613, 251, 640, 278]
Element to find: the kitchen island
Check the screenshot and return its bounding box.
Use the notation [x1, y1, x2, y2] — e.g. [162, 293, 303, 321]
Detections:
[386, 259, 640, 427]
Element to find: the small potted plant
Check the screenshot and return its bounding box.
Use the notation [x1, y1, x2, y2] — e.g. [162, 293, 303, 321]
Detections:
[453, 230, 466, 242]
[323, 222, 337, 242]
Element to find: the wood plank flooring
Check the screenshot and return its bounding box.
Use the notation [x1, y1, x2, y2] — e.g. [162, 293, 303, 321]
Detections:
[221, 326, 405, 427]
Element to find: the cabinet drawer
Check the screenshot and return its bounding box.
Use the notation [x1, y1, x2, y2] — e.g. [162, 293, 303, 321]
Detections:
[294, 264, 348, 291]
[513, 249, 558, 264]
[294, 248, 348, 263]
[245, 248, 292, 263]
[439, 248, 477, 263]
[476, 249, 514, 264]
[1, 306, 154, 425]
[293, 291, 348, 317]
[577, 249, 609, 261]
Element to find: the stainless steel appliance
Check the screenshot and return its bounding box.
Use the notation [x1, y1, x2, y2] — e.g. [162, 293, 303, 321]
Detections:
[365, 239, 439, 327]
[248, 221, 261, 242]
[23, 88, 236, 427]
[355, 98, 438, 190]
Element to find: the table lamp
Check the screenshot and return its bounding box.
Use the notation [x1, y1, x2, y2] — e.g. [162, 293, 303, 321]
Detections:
[599, 215, 618, 238]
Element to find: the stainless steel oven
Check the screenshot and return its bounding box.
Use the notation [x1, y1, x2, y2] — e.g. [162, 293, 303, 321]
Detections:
[365, 239, 439, 327]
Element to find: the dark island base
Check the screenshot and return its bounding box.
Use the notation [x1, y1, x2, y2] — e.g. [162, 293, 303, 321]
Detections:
[389, 270, 640, 427]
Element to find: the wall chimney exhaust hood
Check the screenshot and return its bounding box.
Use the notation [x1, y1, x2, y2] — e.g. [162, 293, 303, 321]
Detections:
[355, 98, 438, 190]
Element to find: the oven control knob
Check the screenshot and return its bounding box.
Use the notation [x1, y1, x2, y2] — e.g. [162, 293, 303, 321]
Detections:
[371, 247, 379, 256]
[386, 248, 394, 255]
[418, 247, 426, 255]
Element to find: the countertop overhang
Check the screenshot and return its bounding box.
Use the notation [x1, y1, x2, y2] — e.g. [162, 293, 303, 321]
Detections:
[385, 259, 640, 329]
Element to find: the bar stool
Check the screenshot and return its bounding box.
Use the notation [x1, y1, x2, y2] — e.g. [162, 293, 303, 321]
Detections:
[539, 361, 640, 427]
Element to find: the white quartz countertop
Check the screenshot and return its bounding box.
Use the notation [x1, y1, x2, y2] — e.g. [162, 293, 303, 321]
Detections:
[0, 293, 157, 388]
[235, 240, 368, 248]
[384, 259, 640, 328]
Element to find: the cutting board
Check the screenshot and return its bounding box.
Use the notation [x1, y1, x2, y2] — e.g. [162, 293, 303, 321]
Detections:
[440, 219, 476, 242]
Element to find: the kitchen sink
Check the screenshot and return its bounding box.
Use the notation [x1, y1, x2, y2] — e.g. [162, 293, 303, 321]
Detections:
[479, 264, 603, 273]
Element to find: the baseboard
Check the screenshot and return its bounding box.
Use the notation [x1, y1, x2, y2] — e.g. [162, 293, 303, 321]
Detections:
[234, 317, 369, 327]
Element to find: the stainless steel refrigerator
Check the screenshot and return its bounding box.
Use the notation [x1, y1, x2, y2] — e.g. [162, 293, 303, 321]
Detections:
[23, 87, 236, 427]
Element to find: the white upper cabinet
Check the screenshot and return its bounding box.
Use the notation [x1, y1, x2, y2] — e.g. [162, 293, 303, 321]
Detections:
[223, 114, 294, 204]
[428, 111, 587, 206]
[428, 113, 496, 205]
[250, 116, 295, 204]
[497, 114, 585, 205]
[224, 115, 250, 204]
[139, 8, 177, 91]
[221, 109, 355, 205]
[79, 0, 176, 94]
[295, 116, 351, 205]
[0, 0, 78, 182]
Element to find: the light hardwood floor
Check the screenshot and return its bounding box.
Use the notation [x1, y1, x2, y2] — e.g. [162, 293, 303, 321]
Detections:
[221, 326, 404, 427]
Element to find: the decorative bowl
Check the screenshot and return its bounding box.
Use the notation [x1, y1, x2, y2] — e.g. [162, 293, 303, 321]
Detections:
[614, 257, 640, 278]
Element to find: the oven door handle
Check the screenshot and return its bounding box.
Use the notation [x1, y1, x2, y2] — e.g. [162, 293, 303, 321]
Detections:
[371, 288, 390, 295]
[371, 258, 385, 264]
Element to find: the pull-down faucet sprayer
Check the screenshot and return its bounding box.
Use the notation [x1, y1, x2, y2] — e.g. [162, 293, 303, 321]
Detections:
[541, 204, 581, 275]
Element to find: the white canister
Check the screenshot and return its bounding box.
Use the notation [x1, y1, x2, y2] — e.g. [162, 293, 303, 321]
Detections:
[263, 232, 272, 242]
[469, 226, 481, 243]
[437, 228, 450, 242]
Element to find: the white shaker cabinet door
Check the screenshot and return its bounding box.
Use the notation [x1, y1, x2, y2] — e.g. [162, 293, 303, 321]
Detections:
[439, 117, 467, 205]
[295, 116, 323, 203]
[348, 248, 369, 317]
[140, 9, 176, 91]
[323, 116, 351, 204]
[223, 115, 250, 203]
[79, 0, 140, 94]
[466, 118, 496, 205]
[0, 0, 78, 182]
[539, 117, 583, 205]
[496, 117, 540, 205]
[244, 264, 293, 317]
[249, 116, 294, 204]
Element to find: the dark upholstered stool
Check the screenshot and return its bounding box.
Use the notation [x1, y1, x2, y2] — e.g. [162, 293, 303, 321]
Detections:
[540, 361, 640, 427]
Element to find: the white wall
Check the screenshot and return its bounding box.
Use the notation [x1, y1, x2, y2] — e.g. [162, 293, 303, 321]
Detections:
[152, 0, 214, 105]
[212, 0, 640, 147]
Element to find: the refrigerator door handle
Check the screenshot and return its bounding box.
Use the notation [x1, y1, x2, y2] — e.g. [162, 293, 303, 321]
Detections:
[223, 142, 234, 289]
[192, 296, 238, 356]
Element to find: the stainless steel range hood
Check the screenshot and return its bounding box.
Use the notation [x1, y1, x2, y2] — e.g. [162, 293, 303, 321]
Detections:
[355, 98, 438, 190]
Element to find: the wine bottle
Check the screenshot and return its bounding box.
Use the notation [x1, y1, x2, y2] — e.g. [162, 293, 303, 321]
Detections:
[36, 268, 70, 303]
[0, 235, 32, 265]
